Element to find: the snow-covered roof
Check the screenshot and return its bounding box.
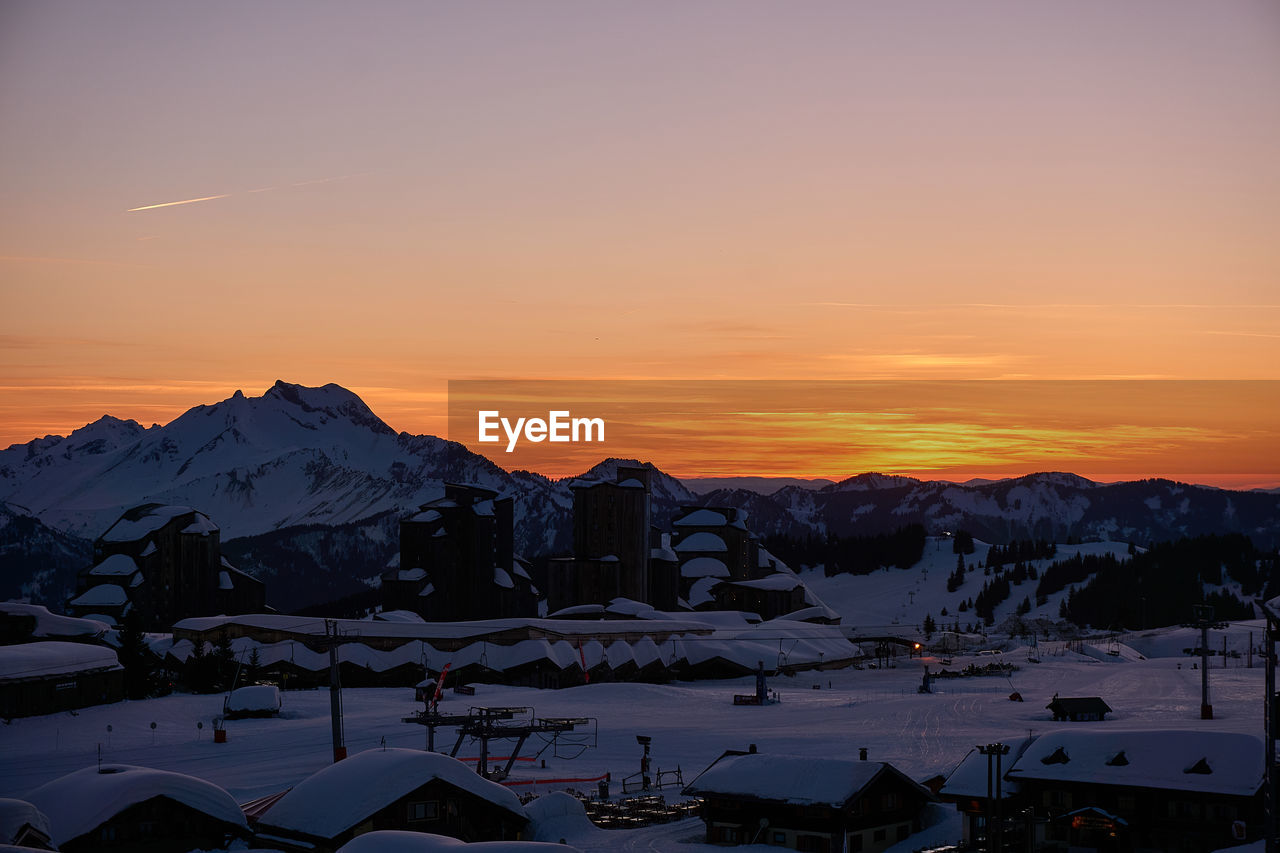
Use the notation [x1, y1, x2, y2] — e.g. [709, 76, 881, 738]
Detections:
[725, 573, 803, 592]
[374, 610, 427, 624]
[686, 753, 905, 807]
[87, 553, 139, 577]
[0, 603, 108, 639]
[681, 556, 729, 578]
[494, 566, 515, 589]
[259, 748, 525, 839]
[607, 598, 656, 618]
[408, 509, 442, 523]
[0, 641, 120, 680]
[940, 736, 1035, 799]
[675, 531, 728, 553]
[688, 576, 721, 608]
[225, 684, 281, 713]
[70, 583, 128, 608]
[617, 478, 646, 489]
[218, 571, 234, 590]
[0, 798, 50, 845]
[336, 830, 580, 852]
[181, 512, 218, 535]
[140, 540, 157, 556]
[675, 509, 727, 527]
[398, 568, 427, 582]
[418, 583, 436, 598]
[548, 604, 607, 618]
[100, 505, 197, 543]
[1007, 730, 1263, 797]
[25, 764, 247, 847]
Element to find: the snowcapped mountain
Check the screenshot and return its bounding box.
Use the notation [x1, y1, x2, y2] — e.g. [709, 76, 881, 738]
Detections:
[0, 501, 91, 605]
[0, 381, 535, 540]
[700, 472, 1280, 549]
[2, 381, 1278, 613]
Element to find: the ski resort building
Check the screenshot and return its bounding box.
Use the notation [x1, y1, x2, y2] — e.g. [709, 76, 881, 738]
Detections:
[684, 747, 935, 852]
[382, 484, 540, 621]
[67, 504, 265, 629]
[0, 640, 123, 718]
[941, 729, 1263, 853]
[170, 611, 859, 688]
[251, 748, 528, 851]
[24, 764, 249, 853]
[547, 466, 679, 613]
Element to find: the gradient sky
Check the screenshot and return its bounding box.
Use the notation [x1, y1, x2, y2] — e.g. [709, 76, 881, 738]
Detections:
[2, 2, 1278, 482]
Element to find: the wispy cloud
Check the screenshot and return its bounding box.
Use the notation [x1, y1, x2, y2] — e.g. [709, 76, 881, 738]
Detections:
[1199, 330, 1280, 339]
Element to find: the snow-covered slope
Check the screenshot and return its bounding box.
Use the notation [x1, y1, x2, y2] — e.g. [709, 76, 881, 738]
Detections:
[0, 381, 544, 541]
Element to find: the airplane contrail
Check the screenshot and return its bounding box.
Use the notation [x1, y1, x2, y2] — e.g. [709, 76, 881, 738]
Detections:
[127, 194, 231, 212]
[127, 173, 371, 213]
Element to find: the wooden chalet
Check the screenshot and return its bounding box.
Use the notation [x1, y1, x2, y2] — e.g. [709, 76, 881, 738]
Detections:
[252, 748, 528, 851]
[1047, 695, 1112, 722]
[25, 764, 249, 853]
[683, 746, 934, 852]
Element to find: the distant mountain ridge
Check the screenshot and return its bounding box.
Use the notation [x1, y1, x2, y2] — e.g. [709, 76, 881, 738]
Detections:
[2, 382, 1278, 611]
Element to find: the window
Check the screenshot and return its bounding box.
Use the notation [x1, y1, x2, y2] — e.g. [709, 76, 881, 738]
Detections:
[873, 828, 887, 842]
[897, 824, 909, 841]
[408, 801, 439, 821]
[849, 833, 864, 852]
[773, 831, 786, 843]
[880, 792, 901, 810]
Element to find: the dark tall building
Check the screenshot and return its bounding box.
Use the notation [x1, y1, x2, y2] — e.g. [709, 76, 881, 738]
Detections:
[547, 466, 671, 613]
[68, 504, 265, 629]
[572, 465, 652, 602]
[382, 484, 539, 621]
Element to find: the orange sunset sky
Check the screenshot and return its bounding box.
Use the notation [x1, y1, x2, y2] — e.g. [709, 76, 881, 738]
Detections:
[2, 2, 1278, 486]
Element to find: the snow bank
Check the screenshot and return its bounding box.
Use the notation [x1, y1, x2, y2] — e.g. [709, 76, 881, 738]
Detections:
[525, 791, 595, 843]
[25, 764, 246, 847]
[225, 684, 282, 714]
[258, 748, 524, 839]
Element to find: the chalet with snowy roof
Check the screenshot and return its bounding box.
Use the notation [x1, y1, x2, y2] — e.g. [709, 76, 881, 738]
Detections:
[0, 798, 53, 850]
[25, 763, 249, 853]
[938, 736, 1036, 850]
[383, 484, 539, 621]
[684, 747, 934, 852]
[252, 748, 528, 851]
[68, 503, 265, 630]
[0, 602, 108, 645]
[0, 640, 123, 718]
[1003, 729, 1264, 853]
[1047, 695, 1112, 722]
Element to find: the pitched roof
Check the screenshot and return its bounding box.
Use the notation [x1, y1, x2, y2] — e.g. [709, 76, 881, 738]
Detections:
[1007, 729, 1262, 797]
[1047, 696, 1112, 714]
[258, 748, 525, 840]
[684, 752, 929, 808]
[25, 764, 246, 847]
